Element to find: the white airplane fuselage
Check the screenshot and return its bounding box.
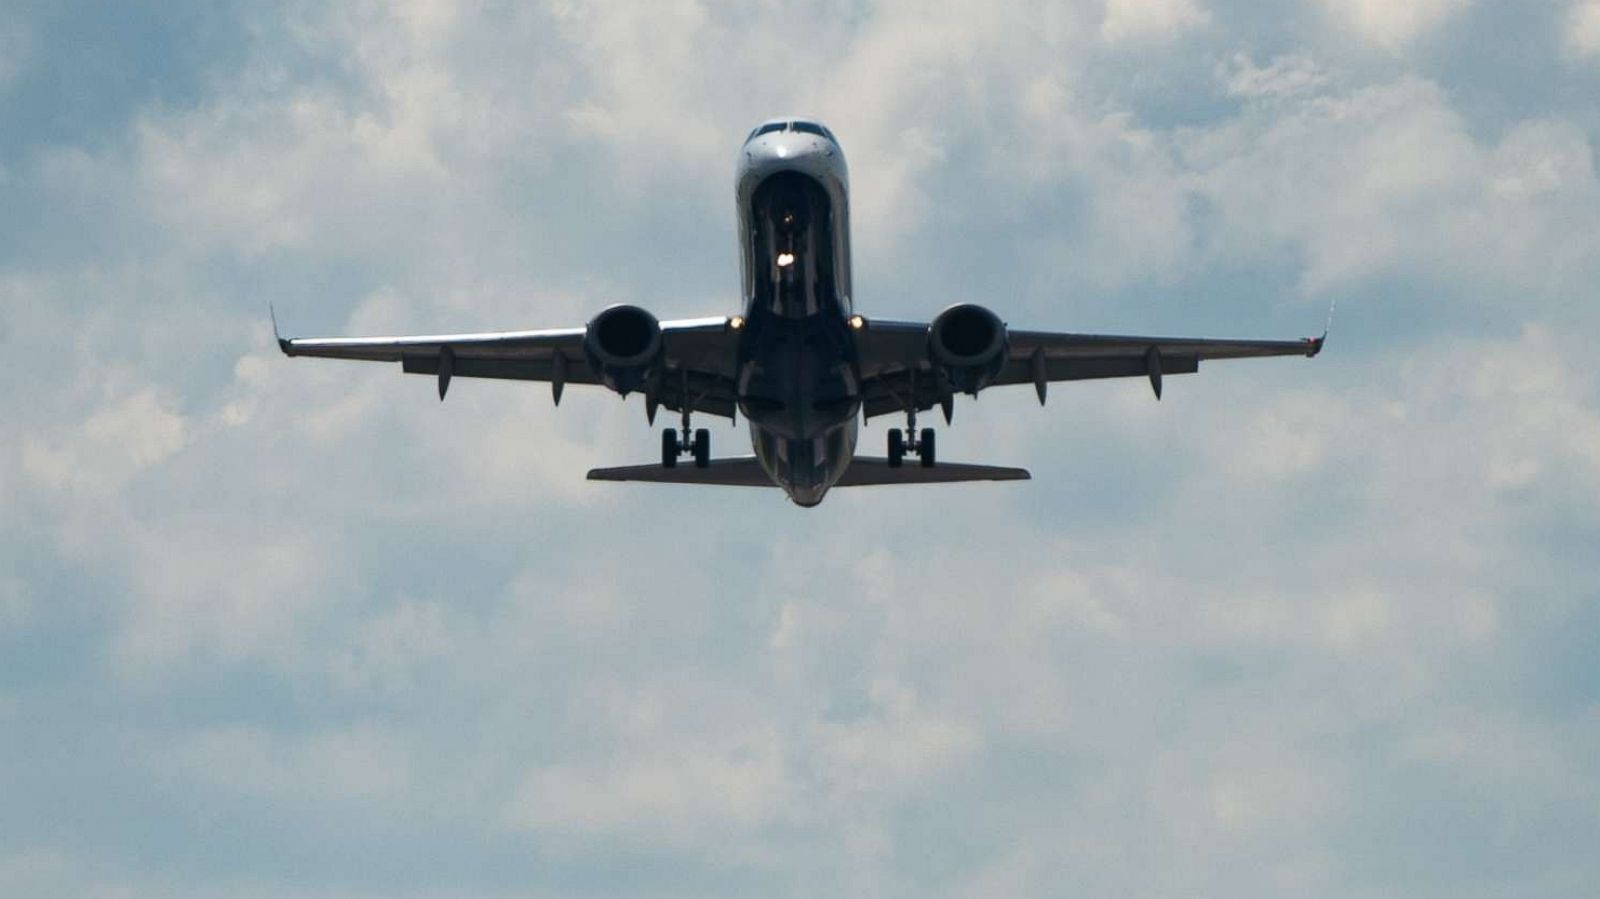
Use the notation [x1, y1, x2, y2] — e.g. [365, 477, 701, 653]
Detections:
[734, 120, 859, 506]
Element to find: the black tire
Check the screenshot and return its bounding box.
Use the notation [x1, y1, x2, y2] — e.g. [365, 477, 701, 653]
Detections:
[693, 428, 711, 468]
[919, 428, 936, 467]
[661, 429, 679, 467]
[887, 429, 905, 467]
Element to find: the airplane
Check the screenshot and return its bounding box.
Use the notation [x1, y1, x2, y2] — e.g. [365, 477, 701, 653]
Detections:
[278, 117, 1323, 507]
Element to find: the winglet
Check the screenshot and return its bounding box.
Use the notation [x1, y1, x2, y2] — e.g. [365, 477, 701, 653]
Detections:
[270, 304, 294, 356]
[1308, 296, 1337, 357]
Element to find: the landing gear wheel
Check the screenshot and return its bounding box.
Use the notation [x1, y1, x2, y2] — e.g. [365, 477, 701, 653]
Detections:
[661, 429, 680, 467]
[887, 429, 905, 467]
[693, 428, 711, 468]
[919, 428, 936, 467]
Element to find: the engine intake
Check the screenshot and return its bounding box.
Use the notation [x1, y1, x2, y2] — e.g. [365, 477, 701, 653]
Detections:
[584, 304, 662, 395]
[929, 303, 1007, 394]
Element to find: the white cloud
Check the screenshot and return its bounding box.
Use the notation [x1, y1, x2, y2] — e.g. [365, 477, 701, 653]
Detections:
[1221, 53, 1332, 100]
[1321, 0, 1472, 50]
[1568, 1, 1600, 57]
[1179, 81, 1600, 294]
[506, 736, 790, 840]
[21, 389, 188, 492]
[113, 525, 335, 679]
[330, 598, 457, 694]
[1101, 0, 1210, 43]
[159, 723, 414, 803]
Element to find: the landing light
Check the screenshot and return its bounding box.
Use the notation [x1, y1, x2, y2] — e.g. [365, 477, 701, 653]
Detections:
[729, 315, 745, 330]
[777, 252, 796, 268]
[848, 314, 866, 330]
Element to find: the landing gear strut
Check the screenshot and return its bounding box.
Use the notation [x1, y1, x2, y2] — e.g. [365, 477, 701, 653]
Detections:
[885, 401, 936, 468]
[662, 372, 711, 468]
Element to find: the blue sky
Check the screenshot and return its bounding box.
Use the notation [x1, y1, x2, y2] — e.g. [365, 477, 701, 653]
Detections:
[3, 1, 1599, 896]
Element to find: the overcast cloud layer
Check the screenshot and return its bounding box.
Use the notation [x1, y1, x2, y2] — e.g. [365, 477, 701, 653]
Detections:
[3, 1, 1599, 896]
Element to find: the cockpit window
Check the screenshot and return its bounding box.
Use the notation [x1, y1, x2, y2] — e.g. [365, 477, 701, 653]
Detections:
[748, 121, 836, 142]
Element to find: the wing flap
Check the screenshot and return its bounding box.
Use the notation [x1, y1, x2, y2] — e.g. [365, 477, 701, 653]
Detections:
[401, 353, 601, 384]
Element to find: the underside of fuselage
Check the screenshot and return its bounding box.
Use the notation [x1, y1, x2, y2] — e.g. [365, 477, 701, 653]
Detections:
[737, 170, 859, 505]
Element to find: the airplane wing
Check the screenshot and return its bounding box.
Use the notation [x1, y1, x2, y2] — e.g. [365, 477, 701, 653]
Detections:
[277, 315, 742, 418]
[855, 319, 1324, 418]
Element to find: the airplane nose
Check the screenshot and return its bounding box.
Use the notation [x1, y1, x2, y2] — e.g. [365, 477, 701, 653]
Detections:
[748, 133, 808, 162]
[788, 486, 825, 507]
[744, 132, 840, 170]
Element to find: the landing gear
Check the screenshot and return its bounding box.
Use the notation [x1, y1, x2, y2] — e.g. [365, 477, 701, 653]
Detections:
[661, 428, 680, 467]
[661, 426, 711, 467]
[692, 428, 710, 468]
[662, 377, 712, 468]
[886, 400, 937, 468]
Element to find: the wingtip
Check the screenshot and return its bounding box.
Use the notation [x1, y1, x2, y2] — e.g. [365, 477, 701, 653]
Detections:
[1312, 297, 1336, 357]
[269, 304, 294, 356]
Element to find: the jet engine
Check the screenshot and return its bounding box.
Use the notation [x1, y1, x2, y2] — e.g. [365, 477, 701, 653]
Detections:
[584, 304, 662, 395]
[929, 303, 1008, 394]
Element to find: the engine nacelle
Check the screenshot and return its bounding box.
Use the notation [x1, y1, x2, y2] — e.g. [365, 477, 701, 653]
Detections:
[929, 303, 1007, 394]
[584, 304, 662, 395]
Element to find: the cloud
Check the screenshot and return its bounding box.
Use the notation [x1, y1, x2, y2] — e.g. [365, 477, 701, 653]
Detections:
[2, 2, 1599, 897]
[0, 21, 29, 93]
[158, 723, 415, 804]
[1320, 0, 1472, 50]
[21, 389, 188, 492]
[1567, 1, 1600, 57]
[1220, 53, 1332, 100]
[1101, 0, 1210, 43]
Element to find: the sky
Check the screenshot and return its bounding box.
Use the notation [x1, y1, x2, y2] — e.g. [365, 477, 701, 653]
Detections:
[2, 0, 1599, 896]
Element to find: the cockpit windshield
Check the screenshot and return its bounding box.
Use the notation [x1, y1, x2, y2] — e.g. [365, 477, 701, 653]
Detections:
[747, 120, 837, 143]
[791, 121, 836, 142]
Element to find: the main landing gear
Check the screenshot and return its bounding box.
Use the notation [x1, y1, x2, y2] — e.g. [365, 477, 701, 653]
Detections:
[661, 398, 710, 469]
[886, 404, 936, 469]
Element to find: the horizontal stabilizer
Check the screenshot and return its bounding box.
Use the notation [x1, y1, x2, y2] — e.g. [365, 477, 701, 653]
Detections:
[586, 456, 1030, 487]
[587, 457, 774, 486]
[837, 457, 1031, 486]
